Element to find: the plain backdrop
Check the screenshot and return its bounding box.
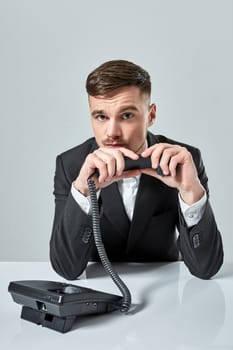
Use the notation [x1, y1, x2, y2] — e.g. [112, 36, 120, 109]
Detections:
[0, 0, 232, 263]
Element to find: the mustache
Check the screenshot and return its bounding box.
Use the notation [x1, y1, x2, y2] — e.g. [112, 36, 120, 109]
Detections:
[103, 137, 126, 144]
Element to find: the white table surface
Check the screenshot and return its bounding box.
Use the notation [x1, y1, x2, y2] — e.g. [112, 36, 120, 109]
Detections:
[1, 261, 232, 350]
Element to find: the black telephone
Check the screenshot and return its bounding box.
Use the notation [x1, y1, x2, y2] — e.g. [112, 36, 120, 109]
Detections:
[8, 156, 163, 333]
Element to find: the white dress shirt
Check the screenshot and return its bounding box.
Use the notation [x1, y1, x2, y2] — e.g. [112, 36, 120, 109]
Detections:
[71, 175, 207, 228]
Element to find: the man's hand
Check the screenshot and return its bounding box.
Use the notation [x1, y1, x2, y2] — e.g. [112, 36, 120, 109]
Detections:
[141, 143, 205, 205]
[73, 147, 140, 196]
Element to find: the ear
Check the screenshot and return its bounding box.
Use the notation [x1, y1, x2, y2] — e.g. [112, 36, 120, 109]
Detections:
[148, 103, 156, 127]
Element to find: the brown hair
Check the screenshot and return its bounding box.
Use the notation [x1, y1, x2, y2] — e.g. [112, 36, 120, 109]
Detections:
[86, 59, 151, 97]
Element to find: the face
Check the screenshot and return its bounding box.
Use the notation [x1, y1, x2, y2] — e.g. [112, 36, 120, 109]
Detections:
[89, 86, 156, 154]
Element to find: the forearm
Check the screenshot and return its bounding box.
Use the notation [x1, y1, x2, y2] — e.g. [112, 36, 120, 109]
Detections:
[50, 192, 95, 280]
[178, 200, 224, 279]
[178, 191, 207, 227]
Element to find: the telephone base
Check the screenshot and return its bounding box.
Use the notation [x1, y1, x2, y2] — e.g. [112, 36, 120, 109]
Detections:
[8, 280, 123, 333]
[21, 306, 76, 333]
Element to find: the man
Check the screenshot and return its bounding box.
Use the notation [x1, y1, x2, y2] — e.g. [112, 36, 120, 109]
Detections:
[50, 60, 223, 280]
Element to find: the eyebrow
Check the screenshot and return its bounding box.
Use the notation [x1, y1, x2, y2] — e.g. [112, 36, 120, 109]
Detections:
[91, 105, 139, 117]
[91, 109, 105, 117]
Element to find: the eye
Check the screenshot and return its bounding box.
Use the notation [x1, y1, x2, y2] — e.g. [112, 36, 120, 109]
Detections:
[121, 113, 133, 120]
[96, 115, 107, 121]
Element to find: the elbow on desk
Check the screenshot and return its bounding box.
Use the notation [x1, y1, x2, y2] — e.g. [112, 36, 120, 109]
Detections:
[50, 259, 84, 281]
[49, 252, 85, 281]
[188, 250, 224, 280]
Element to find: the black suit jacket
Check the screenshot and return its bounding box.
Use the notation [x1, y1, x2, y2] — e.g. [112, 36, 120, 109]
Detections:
[50, 132, 223, 280]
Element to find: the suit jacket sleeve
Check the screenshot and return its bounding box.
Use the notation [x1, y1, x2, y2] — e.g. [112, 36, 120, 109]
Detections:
[177, 148, 224, 279]
[49, 155, 95, 280]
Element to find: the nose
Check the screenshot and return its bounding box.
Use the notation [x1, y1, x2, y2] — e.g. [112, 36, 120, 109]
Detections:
[106, 119, 122, 138]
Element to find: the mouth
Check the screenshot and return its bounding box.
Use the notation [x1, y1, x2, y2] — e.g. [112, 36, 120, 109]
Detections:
[104, 143, 126, 148]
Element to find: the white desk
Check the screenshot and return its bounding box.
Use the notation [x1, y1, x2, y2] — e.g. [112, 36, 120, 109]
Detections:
[1, 261, 232, 350]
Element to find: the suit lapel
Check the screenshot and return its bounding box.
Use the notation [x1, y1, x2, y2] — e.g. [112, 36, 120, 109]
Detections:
[126, 173, 176, 253]
[126, 175, 157, 251]
[126, 132, 162, 251]
[100, 183, 130, 238]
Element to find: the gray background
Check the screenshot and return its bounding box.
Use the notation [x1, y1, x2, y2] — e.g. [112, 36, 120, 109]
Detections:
[0, 0, 232, 263]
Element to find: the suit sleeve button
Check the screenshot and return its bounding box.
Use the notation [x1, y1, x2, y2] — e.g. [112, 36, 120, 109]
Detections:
[82, 227, 92, 243]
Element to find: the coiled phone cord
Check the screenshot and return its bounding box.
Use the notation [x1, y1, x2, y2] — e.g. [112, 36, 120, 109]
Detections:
[87, 178, 131, 313]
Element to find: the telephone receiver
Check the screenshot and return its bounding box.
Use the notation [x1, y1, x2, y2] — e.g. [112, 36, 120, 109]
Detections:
[94, 155, 165, 177]
[123, 156, 165, 176]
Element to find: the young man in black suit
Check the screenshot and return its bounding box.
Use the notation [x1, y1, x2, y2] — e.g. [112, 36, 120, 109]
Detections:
[50, 60, 223, 280]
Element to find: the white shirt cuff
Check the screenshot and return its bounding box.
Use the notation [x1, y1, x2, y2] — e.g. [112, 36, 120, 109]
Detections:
[178, 191, 207, 227]
[71, 183, 100, 215]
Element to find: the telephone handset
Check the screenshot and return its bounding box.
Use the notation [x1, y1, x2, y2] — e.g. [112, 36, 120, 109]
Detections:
[123, 156, 164, 176]
[94, 155, 165, 177]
